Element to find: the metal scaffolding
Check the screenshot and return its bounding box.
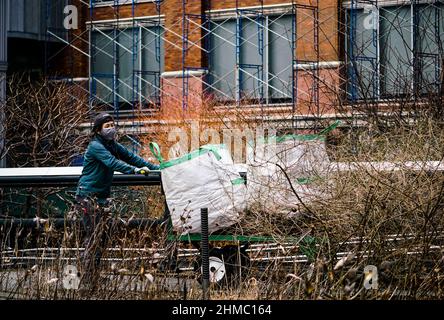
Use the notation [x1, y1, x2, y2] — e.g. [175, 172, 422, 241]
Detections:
[41, 0, 444, 125]
[234, 0, 265, 104]
[346, 0, 443, 102]
[44, 0, 167, 152]
[88, 1, 163, 114]
[292, 0, 320, 121]
[180, 0, 321, 121]
[44, 0, 324, 128]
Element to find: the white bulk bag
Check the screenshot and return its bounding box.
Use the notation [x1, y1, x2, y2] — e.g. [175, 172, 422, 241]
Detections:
[246, 122, 339, 216]
[150, 143, 246, 235]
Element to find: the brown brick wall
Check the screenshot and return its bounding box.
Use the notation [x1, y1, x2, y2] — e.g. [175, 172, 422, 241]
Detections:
[71, 0, 89, 77]
[71, 0, 339, 74]
[294, 0, 338, 62]
[162, 0, 339, 72]
[92, 2, 163, 20]
[66, 0, 340, 106]
[164, 0, 204, 72]
[49, 0, 89, 78]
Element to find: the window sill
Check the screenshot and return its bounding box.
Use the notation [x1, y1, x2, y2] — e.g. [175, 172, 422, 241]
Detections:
[92, 0, 159, 8]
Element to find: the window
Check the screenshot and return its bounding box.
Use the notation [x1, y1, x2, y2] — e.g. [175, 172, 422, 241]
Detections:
[8, 0, 68, 39]
[346, 8, 378, 99]
[415, 3, 444, 94]
[208, 14, 294, 103]
[91, 30, 114, 104]
[380, 5, 413, 96]
[90, 25, 164, 108]
[346, 2, 444, 100]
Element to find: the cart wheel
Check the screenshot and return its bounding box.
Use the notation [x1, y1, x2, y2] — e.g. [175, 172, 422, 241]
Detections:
[197, 244, 250, 288]
[208, 255, 227, 283]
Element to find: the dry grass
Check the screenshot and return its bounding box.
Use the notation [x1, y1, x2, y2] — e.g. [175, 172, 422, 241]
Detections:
[2, 94, 444, 299]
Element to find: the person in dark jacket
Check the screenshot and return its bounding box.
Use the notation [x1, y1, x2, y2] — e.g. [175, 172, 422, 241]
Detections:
[76, 113, 159, 203]
[75, 112, 159, 292]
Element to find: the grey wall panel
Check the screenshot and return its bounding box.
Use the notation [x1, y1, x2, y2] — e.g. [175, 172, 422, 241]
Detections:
[380, 6, 413, 96]
[9, 0, 25, 33]
[48, 0, 69, 39]
[142, 26, 164, 103]
[240, 18, 264, 99]
[347, 9, 378, 100]
[269, 15, 292, 100]
[209, 20, 236, 100]
[8, 0, 67, 40]
[92, 31, 114, 104]
[0, 0, 8, 63]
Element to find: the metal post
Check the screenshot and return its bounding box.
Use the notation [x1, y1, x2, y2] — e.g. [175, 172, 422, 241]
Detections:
[113, 0, 119, 122]
[200, 207, 210, 300]
[0, 0, 8, 168]
[182, 0, 188, 111]
[235, 6, 241, 104]
[131, 0, 137, 153]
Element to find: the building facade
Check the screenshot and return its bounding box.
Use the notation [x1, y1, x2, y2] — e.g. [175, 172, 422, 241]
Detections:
[344, 0, 444, 101]
[3, 1, 444, 135]
[55, 0, 341, 125]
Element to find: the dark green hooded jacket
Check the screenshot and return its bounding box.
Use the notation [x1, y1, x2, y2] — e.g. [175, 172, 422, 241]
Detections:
[76, 135, 159, 202]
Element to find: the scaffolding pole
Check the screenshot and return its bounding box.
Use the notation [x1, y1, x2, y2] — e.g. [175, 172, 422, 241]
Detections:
[291, 0, 320, 129]
[346, 0, 443, 102]
[45, 0, 324, 133]
[234, 1, 265, 106]
[182, 0, 309, 112]
[89, 1, 164, 119]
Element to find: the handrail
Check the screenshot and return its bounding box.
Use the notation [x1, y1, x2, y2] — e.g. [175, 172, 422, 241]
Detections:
[0, 168, 162, 188]
[0, 168, 247, 188]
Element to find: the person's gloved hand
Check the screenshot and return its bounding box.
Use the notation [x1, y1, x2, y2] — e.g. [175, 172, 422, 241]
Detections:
[134, 166, 150, 175]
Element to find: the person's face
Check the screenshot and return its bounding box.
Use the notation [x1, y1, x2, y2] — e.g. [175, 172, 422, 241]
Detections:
[102, 121, 115, 130]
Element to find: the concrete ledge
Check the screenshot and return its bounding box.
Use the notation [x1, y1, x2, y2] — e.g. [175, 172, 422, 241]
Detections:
[91, 0, 157, 8]
[294, 61, 343, 71]
[161, 70, 207, 78]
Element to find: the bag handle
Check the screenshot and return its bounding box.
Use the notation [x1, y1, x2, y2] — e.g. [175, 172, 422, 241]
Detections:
[150, 142, 222, 165]
[149, 142, 164, 164]
[199, 145, 222, 161]
[318, 120, 341, 136]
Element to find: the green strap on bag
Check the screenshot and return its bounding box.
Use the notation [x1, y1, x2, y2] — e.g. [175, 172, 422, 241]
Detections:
[149, 142, 223, 170]
[231, 177, 246, 185]
[256, 120, 341, 145]
[199, 145, 223, 161]
[318, 120, 341, 135]
[149, 142, 164, 164]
